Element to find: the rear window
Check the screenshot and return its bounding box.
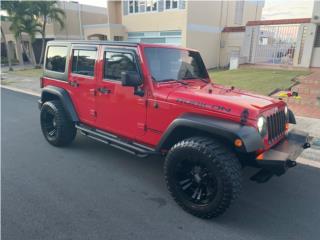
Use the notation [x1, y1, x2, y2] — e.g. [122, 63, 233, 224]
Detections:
[72, 49, 97, 77]
[45, 46, 67, 73]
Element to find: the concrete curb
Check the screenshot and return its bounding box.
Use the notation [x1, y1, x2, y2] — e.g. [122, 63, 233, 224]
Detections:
[1, 85, 40, 97]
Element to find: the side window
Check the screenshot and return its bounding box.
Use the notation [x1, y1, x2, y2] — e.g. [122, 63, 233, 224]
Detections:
[104, 51, 138, 81]
[71, 49, 97, 77]
[45, 46, 67, 73]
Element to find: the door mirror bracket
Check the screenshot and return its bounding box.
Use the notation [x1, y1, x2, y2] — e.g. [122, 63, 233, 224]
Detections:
[134, 87, 144, 97]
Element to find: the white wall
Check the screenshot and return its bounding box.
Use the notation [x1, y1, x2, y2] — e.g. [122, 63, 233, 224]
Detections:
[294, 23, 317, 68]
[311, 47, 320, 67]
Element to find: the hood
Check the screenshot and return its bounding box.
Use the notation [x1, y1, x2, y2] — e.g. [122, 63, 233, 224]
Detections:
[166, 82, 283, 119]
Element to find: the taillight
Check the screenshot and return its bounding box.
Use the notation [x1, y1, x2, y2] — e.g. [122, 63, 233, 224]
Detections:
[40, 77, 44, 88]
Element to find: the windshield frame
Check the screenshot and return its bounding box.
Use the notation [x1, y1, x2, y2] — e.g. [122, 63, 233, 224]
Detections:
[142, 46, 209, 84]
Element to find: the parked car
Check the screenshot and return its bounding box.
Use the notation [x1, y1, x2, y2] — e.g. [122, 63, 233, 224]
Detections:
[39, 41, 311, 218]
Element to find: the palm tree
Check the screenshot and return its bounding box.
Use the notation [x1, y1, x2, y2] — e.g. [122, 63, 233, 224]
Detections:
[31, 1, 65, 67]
[9, 13, 40, 66]
[2, 1, 25, 66]
[2, 1, 39, 66]
[1, 24, 13, 71]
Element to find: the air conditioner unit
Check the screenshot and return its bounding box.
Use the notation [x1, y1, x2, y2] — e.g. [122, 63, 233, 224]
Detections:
[312, 0, 320, 23]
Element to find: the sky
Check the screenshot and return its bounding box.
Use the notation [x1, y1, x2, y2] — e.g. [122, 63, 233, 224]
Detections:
[261, 0, 314, 20]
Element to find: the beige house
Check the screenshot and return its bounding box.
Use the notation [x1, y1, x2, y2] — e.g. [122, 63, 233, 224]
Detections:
[2, 0, 319, 68]
[311, 0, 320, 67]
[83, 0, 264, 68]
[1, 1, 108, 64]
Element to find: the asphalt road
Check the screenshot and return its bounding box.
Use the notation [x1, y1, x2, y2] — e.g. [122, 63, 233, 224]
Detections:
[2, 88, 320, 240]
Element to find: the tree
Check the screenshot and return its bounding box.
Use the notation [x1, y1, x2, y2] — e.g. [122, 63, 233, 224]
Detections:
[2, 1, 39, 66]
[31, 1, 65, 67]
[1, 23, 13, 71]
[9, 14, 41, 65]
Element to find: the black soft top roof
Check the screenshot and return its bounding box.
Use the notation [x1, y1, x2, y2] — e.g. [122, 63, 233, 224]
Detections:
[47, 40, 139, 47]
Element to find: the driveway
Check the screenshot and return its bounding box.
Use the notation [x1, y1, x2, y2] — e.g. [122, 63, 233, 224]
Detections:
[288, 68, 320, 119]
[2, 88, 320, 240]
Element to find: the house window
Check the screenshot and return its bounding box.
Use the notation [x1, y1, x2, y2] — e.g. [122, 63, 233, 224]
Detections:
[129, 0, 158, 14]
[114, 36, 124, 41]
[126, 0, 186, 14]
[134, 0, 139, 12]
[165, 0, 178, 9]
[129, 0, 134, 13]
[147, 0, 157, 12]
[128, 30, 182, 45]
[139, 1, 146, 12]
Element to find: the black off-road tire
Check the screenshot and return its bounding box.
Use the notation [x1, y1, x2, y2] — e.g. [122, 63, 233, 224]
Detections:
[40, 100, 76, 147]
[164, 136, 242, 219]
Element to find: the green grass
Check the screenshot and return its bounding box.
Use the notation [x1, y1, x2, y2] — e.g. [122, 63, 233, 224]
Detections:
[8, 68, 43, 78]
[208, 68, 310, 95]
[4, 67, 310, 96]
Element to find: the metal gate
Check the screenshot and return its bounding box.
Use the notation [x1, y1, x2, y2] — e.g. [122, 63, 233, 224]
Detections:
[252, 24, 300, 65]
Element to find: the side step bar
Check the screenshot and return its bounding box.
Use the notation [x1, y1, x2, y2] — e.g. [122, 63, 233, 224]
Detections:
[75, 124, 159, 158]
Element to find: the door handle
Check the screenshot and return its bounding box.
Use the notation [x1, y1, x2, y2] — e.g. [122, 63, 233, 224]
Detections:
[69, 81, 79, 87]
[97, 87, 111, 94]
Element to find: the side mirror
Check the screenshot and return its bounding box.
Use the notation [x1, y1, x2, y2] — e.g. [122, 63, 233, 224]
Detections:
[121, 71, 142, 87]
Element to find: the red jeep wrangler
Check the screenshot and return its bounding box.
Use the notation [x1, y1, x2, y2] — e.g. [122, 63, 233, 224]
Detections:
[39, 41, 310, 218]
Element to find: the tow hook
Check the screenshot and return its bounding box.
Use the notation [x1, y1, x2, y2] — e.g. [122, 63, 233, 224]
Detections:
[303, 142, 311, 149]
[286, 160, 297, 168]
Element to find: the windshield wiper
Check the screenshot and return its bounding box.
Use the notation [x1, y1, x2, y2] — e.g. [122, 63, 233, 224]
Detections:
[182, 77, 209, 84]
[160, 79, 189, 85]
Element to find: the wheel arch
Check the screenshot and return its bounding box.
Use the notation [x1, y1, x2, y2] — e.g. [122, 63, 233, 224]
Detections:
[40, 86, 79, 122]
[156, 113, 263, 153]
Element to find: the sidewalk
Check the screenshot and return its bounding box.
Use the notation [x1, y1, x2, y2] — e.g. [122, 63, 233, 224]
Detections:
[1, 66, 41, 94]
[281, 68, 320, 118]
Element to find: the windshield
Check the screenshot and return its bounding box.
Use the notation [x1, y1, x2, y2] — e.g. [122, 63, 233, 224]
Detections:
[144, 47, 208, 82]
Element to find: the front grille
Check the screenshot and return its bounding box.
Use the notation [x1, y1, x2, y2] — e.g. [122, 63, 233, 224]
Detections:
[267, 110, 287, 143]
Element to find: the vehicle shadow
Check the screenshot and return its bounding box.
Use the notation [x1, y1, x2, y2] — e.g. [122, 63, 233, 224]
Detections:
[214, 163, 320, 239]
[69, 134, 320, 239]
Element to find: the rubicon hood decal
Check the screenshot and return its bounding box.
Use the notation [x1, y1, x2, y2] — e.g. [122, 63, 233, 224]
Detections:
[176, 98, 231, 113]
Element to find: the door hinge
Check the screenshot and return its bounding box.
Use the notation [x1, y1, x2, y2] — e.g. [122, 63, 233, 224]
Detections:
[90, 109, 97, 117]
[137, 122, 147, 131]
[89, 89, 97, 96]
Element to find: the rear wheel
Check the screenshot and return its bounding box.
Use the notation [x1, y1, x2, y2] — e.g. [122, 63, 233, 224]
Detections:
[40, 100, 76, 146]
[164, 137, 242, 218]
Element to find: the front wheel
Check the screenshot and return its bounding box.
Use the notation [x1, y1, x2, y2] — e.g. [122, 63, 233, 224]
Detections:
[40, 100, 76, 147]
[164, 137, 242, 219]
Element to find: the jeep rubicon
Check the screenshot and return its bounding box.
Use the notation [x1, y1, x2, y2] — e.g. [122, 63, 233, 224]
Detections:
[39, 41, 311, 218]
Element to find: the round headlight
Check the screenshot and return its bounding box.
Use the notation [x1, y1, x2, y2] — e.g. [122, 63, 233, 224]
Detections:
[257, 117, 267, 135]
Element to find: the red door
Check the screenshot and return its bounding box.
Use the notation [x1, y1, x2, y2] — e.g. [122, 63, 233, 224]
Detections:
[68, 46, 99, 126]
[95, 48, 147, 140]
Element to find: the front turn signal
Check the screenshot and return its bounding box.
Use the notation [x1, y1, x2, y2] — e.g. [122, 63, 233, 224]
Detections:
[234, 139, 243, 148]
[285, 123, 289, 131]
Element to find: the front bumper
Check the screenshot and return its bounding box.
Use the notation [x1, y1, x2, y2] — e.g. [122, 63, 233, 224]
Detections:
[38, 99, 43, 109]
[255, 129, 311, 175]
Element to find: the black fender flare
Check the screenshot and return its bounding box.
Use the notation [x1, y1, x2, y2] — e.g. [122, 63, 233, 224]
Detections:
[156, 113, 263, 153]
[288, 108, 296, 124]
[40, 86, 79, 122]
